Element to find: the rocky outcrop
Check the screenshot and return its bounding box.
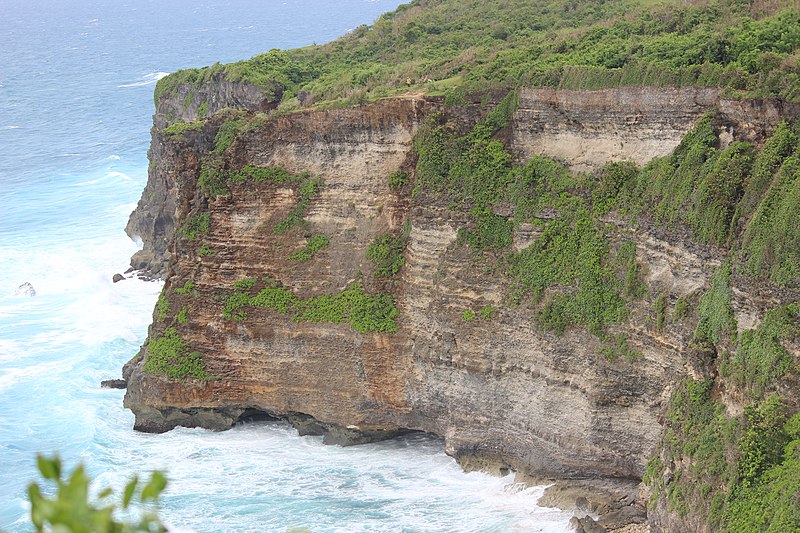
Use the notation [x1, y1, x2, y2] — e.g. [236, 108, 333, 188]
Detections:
[511, 87, 720, 171]
[124, 85, 796, 528]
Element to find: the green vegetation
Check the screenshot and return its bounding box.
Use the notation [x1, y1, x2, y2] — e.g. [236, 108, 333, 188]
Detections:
[648, 324, 800, 531]
[462, 309, 476, 322]
[388, 170, 409, 190]
[199, 244, 214, 256]
[367, 223, 410, 277]
[274, 177, 324, 233]
[156, 0, 800, 114]
[741, 142, 800, 287]
[176, 307, 188, 325]
[174, 280, 199, 297]
[155, 294, 169, 321]
[674, 297, 690, 323]
[655, 293, 668, 332]
[478, 305, 495, 320]
[599, 333, 641, 363]
[721, 303, 799, 399]
[289, 234, 330, 261]
[694, 263, 736, 345]
[179, 213, 210, 240]
[142, 328, 213, 381]
[230, 165, 308, 184]
[28, 454, 167, 533]
[162, 120, 203, 137]
[221, 278, 398, 333]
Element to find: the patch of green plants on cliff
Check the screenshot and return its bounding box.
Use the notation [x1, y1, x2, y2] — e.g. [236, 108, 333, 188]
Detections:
[221, 279, 398, 333]
[367, 222, 410, 277]
[143, 328, 213, 381]
[289, 234, 330, 261]
[647, 374, 800, 530]
[506, 205, 628, 337]
[198, 157, 228, 197]
[690, 141, 754, 247]
[652, 378, 740, 523]
[212, 118, 246, 155]
[634, 115, 719, 227]
[725, 410, 800, 532]
[735, 121, 798, 227]
[155, 294, 169, 322]
[179, 213, 210, 240]
[163, 119, 203, 137]
[694, 263, 737, 345]
[293, 284, 399, 333]
[273, 177, 324, 234]
[615, 241, 647, 300]
[174, 280, 199, 297]
[721, 303, 800, 399]
[387, 170, 409, 190]
[740, 142, 800, 288]
[176, 306, 188, 325]
[229, 165, 307, 184]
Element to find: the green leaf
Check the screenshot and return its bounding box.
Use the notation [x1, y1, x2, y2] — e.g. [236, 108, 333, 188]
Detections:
[36, 454, 61, 481]
[140, 471, 167, 502]
[123, 475, 139, 509]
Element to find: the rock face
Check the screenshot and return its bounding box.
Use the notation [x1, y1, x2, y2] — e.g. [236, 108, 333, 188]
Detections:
[512, 87, 720, 171]
[124, 85, 794, 524]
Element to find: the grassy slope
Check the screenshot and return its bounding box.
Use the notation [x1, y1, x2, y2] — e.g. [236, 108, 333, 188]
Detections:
[156, 0, 800, 109]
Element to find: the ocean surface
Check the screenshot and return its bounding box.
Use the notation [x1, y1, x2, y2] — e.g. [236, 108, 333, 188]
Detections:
[0, 0, 574, 531]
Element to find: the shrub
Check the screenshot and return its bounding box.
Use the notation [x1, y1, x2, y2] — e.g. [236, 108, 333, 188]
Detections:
[143, 328, 212, 381]
[179, 213, 210, 240]
[274, 177, 324, 234]
[367, 225, 409, 277]
[388, 170, 409, 190]
[289, 234, 330, 261]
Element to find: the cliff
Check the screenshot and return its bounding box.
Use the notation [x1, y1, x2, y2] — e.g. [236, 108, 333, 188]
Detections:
[124, 77, 800, 531]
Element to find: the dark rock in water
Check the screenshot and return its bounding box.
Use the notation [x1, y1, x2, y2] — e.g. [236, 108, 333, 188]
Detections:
[101, 379, 127, 389]
[112, 273, 125, 283]
[14, 282, 36, 297]
[321, 425, 413, 446]
[284, 413, 326, 437]
[124, 267, 135, 274]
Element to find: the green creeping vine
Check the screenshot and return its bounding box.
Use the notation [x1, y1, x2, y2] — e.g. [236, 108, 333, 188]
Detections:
[222, 278, 398, 334]
[649, 380, 800, 532]
[290, 234, 330, 261]
[142, 328, 213, 381]
[274, 176, 324, 234]
[367, 222, 410, 277]
[179, 213, 210, 240]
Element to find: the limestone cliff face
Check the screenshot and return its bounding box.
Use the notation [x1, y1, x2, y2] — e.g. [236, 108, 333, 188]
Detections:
[124, 86, 793, 527]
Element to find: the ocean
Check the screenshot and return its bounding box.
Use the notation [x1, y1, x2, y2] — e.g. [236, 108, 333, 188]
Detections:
[0, 0, 573, 530]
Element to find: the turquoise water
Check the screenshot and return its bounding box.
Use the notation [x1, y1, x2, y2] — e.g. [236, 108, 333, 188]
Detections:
[0, 1, 573, 530]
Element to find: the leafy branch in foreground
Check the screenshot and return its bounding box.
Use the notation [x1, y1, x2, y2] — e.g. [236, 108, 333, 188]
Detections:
[28, 454, 167, 533]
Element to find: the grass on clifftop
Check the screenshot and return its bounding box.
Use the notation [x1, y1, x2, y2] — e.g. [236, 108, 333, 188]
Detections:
[156, 0, 800, 113]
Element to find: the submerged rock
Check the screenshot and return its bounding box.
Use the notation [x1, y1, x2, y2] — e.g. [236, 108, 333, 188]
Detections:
[112, 273, 125, 283]
[101, 379, 127, 389]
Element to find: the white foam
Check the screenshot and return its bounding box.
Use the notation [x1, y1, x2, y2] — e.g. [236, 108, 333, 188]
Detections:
[107, 155, 121, 161]
[0, 360, 65, 392]
[118, 72, 169, 88]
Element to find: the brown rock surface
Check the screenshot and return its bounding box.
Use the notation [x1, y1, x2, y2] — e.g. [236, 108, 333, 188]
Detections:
[123, 85, 796, 527]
